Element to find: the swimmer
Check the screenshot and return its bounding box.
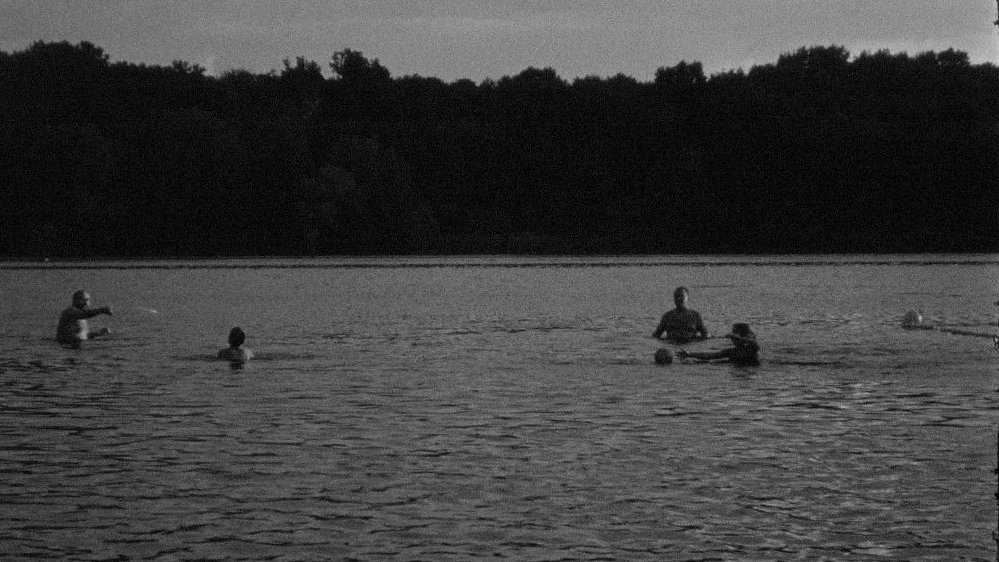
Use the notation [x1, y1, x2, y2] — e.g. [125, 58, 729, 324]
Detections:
[218, 327, 253, 363]
[678, 322, 759, 366]
[56, 290, 112, 348]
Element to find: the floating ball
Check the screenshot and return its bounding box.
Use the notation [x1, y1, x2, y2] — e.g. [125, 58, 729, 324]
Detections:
[654, 348, 673, 365]
[902, 310, 922, 329]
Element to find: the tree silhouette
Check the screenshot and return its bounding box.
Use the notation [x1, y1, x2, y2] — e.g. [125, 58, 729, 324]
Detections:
[0, 40, 995, 256]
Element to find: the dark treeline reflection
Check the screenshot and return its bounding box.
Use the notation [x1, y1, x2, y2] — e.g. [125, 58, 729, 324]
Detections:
[1, 41, 996, 256]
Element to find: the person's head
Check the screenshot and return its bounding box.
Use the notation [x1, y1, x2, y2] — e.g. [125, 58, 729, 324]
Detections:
[71, 290, 90, 309]
[228, 327, 246, 348]
[726, 323, 756, 346]
[902, 310, 923, 329]
[654, 347, 673, 365]
[673, 286, 690, 308]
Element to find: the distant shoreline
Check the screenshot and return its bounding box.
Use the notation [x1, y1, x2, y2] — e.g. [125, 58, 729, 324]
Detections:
[2, 252, 996, 270]
[2, 236, 998, 262]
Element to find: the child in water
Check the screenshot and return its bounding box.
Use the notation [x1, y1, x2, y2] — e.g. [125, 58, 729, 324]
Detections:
[677, 322, 760, 366]
[218, 327, 253, 363]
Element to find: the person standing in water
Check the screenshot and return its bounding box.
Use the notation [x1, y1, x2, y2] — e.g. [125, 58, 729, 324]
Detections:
[653, 286, 709, 344]
[218, 327, 253, 363]
[56, 290, 112, 348]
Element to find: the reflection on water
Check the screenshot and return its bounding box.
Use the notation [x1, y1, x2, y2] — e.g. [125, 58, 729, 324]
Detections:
[0, 255, 997, 559]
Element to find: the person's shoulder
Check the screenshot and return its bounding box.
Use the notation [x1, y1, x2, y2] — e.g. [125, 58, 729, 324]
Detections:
[219, 348, 252, 361]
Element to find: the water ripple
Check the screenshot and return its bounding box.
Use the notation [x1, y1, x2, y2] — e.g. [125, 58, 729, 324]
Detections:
[3, 260, 998, 559]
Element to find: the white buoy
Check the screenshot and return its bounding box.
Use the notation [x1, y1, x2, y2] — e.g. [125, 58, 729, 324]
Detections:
[902, 310, 923, 329]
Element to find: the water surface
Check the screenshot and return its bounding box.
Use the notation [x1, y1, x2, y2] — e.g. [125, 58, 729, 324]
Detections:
[1, 255, 997, 560]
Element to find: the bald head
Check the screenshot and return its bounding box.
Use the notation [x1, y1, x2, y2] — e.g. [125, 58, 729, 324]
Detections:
[72, 290, 91, 309]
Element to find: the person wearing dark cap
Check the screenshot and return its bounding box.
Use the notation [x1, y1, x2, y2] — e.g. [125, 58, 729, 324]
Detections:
[678, 323, 759, 366]
[218, 327, 253, 363]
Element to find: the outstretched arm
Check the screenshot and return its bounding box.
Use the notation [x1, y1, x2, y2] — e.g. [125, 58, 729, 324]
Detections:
[64, 306, 111, 321]
[677, 348, 731, 362]
[79, 306, 112, 319]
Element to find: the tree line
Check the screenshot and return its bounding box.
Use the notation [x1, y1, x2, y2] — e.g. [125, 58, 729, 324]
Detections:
[1, 41, 996, 256]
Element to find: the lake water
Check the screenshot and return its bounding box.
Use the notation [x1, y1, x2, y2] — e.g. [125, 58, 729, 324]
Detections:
[1, 255, 997, 560]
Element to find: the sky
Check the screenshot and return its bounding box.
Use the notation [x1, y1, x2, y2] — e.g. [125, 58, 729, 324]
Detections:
[2, 0, 997, 81]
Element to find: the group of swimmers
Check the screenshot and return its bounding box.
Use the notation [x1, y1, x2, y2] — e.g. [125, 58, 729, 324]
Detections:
[57, 286, 752, 366]
[57, 289, 252, 363]
[58, 286, 755, 367]
[56, 286, 998, 369]
[652, 286, 760, 366]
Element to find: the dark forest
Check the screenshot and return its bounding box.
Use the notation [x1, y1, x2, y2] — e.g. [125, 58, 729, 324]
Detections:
[1, 41, 996, 256]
